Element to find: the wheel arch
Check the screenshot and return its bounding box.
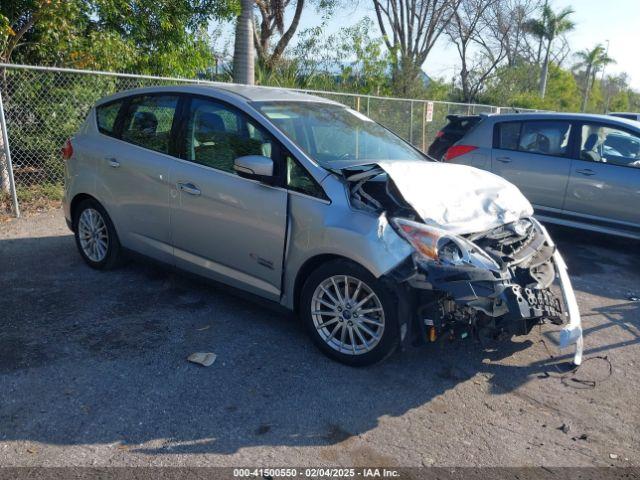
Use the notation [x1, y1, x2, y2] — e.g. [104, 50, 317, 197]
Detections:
[69, 193, 116, 232]
[70, 193, 100, 229]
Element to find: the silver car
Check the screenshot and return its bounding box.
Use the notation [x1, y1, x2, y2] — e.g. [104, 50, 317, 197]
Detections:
[445, 112, 640, 240]
[62, 86, 583, 366]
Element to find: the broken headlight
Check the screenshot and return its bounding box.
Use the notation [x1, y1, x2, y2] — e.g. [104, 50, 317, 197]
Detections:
[391, 218, 499, 270]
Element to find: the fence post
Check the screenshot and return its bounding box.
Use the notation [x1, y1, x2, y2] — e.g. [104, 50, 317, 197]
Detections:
[422, 102, 427, 151]
[0, 88, 20, 217]
[409, 100, 414, 145]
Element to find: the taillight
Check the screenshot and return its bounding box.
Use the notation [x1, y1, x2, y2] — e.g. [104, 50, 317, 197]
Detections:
[61, 138, 73, 160]
[444, 145, 477, 162]
[435, 130, 445, 138]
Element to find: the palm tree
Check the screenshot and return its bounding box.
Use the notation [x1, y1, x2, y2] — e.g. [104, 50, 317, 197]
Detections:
[591, 48, 615, 103]
[537, 1, 575, 98]
[524, 17, 546, 66]
[575, 44, 615, 111]
[233, 0, 255, 85]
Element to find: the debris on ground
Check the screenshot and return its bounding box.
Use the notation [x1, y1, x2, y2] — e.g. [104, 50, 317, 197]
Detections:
[628, 293, 640, 302]
[572, 434, 588, 441]
[558, 423, 571, 434]
[187, 352, 217, 367]
[196, 325, 211, 331]
[609, 453, 619, 459]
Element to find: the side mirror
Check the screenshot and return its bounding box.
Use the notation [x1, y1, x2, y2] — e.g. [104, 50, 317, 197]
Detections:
[233, 155, 274, 183]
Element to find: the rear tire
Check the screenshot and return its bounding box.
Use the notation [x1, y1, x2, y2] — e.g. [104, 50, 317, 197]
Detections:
[73, 198, 122, 270]
[300, 259, 400, 366]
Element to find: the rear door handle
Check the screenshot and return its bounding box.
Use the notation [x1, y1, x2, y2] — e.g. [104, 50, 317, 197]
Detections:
[177, 182, 201, 196]
[576, 168, 595, 176]
[496, 156, 512, 163]
[105, 157, 120, 168]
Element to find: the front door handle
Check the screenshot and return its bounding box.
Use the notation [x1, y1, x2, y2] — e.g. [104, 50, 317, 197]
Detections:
[105, 157, 120, 168]
[496, 156, 512, 163]
[576, 168, 595, 176]
[177, 182, 201, 196]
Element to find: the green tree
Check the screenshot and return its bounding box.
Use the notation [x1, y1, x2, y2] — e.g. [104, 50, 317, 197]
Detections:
[574, 44, 615, 112]
[524, 15, 545, 66]
[2, 0, 239, 76]
[536, 0, 574, 98]
[92, 0, 238, 76]
[1, 0, 90, 65]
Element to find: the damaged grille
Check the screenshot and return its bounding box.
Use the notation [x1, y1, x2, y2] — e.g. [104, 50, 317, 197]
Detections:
[468, 218, 556, 289]
[468, 219, 540, 266]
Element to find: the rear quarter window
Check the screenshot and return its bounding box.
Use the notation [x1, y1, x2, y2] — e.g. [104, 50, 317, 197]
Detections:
[96, 101, 123, 136]
[494, 122, 521, 150]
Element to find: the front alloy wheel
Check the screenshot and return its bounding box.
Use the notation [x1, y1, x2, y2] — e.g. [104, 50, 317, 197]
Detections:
[311, 275, 385, 355]
[301, 260, 399, 366]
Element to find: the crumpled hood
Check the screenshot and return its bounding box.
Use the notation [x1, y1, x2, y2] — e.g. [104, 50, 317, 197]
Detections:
[376, 160, 534, 234]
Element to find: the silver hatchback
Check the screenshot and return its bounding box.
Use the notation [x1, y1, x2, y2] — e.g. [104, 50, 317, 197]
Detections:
[445, 112, 640, 240]
[62, 85, 583, 366]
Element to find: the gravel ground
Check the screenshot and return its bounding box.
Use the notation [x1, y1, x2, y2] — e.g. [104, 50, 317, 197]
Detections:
[0, 208, 638, 467]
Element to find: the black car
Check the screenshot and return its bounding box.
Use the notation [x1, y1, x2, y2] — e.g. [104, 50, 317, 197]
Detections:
[428, 114, 480, 160]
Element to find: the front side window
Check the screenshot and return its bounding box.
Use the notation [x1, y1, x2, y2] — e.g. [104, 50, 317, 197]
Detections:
[121, 95, 179, 154]
[185, 98, 274, 174]
[580, 124, 640, 168]
[96, 101, 123, 137]
[255, 102, 426, 168]
[518, 121, 572, 156]
[286, 155, 325, 198]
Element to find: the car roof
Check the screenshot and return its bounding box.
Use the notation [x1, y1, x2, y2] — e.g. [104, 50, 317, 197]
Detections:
[95, 83, 342, 107]
[484, 111, 640, 129]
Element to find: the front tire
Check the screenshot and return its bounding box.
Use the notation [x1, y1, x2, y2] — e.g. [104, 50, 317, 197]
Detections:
[73, 198, 122, 270]
[300, 259, 400, 366]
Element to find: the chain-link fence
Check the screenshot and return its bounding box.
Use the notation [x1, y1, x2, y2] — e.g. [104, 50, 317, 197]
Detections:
[0, 63, 535, 216]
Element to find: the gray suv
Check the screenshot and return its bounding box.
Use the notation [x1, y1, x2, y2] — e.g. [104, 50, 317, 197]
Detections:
[445, 112, 640, 240]
[62, 85, 583, 366]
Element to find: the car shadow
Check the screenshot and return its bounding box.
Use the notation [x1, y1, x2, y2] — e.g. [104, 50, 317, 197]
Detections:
[546, 224, 640, 280]
[0, 230, 637, 455]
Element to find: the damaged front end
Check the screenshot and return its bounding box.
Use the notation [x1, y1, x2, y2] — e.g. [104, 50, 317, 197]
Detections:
[345, 162, 583, 365]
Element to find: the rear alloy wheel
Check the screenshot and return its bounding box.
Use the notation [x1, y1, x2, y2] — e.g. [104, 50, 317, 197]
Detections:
[301, 260, 399, 366]
[73, 199, 122, 270]
[78, 208, 109, 263]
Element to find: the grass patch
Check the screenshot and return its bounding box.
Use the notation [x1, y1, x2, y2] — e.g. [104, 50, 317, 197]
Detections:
[1, 183, 63, 219]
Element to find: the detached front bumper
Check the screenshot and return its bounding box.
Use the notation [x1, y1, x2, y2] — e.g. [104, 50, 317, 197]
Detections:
[552, 245, 584, 365]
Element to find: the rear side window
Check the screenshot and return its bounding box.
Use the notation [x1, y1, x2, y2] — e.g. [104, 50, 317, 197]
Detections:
[96, 101, 122, 136]
[495, 122, 521, 150]
[121, 95, 179, 154]
[519, 121, 571, 156]
[495, 120, 572, 157]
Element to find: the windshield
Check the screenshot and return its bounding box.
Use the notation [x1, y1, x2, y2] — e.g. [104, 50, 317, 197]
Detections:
[255, 101, 427, 168]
